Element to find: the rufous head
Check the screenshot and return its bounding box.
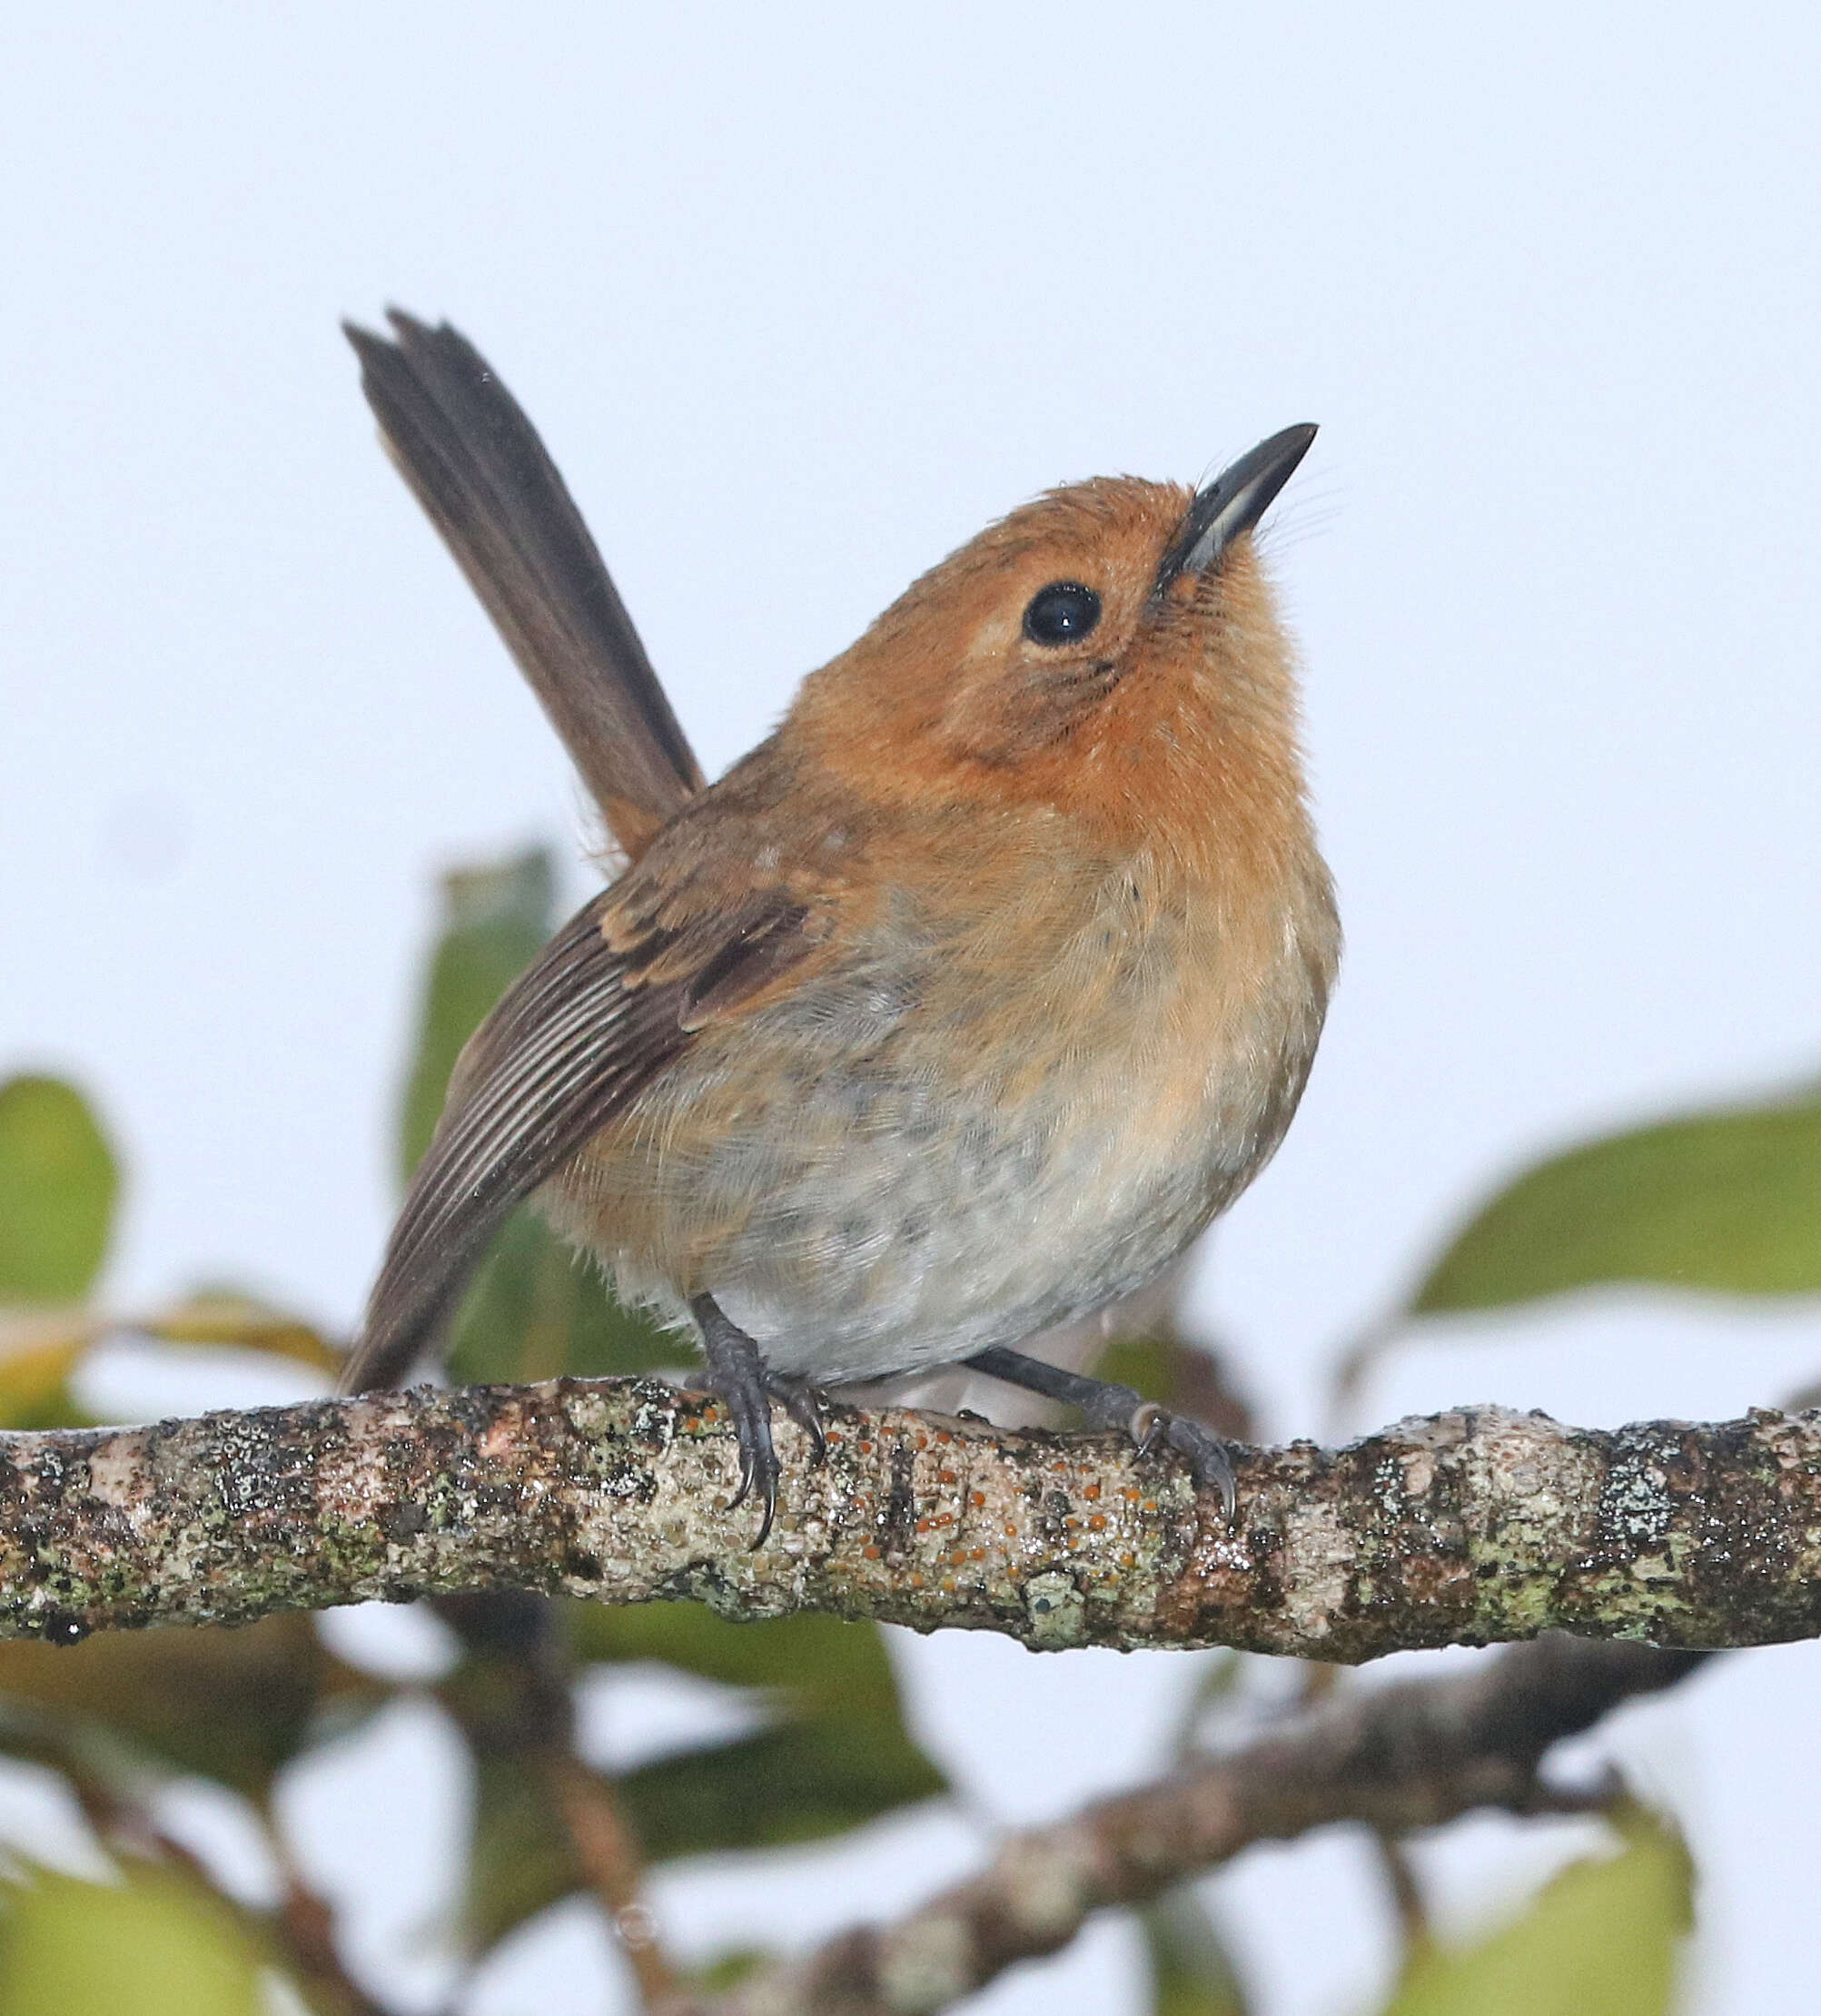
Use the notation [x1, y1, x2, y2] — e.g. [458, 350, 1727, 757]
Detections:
[795, 428, 1320, 866]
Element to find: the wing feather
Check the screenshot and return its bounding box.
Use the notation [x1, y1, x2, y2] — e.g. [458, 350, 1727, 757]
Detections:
[341, 888, 816, 1393]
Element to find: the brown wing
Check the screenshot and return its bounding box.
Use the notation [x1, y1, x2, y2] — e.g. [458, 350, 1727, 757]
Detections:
[344, 311, 705, 857]
[341, 886, 813, 1394]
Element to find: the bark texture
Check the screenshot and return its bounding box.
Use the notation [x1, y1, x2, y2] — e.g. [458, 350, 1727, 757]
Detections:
[0, 1379, 1816, 1657]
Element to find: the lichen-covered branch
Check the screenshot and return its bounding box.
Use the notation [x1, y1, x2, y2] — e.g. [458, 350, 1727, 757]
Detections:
[0, 1379, 1817, 1658]
[708, 1634, 1706, 2016]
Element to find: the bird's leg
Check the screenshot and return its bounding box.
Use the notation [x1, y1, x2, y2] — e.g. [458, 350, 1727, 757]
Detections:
[688, 1295, 826, 1547]
[690, 1295, 781, 1544]
[964, 1345, 1239, 1519]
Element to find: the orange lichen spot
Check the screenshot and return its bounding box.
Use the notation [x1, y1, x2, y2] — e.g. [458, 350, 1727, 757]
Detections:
[915, 1433, 929, 1450]
[940, 1576, 956, 1593]
[1141, 1499, 1158, 1514]
[949, 1547, 967, 1566]
[1084, 1483, 1102, 1501]
[969, 1490, 985, 1508]
[910, 1572, 925, 1588]
[1121, 1487, 1141, 1501]
[1003, 1524, 1018, 1537]
[939, 1468, 956, 1486]
[863, 1543, 881, 1560]
[1120, 1551, 1136, 1568]
[1089, 1514, 1107, 1531]
[969, 1547, 985, 1561]
[915, 1518, 931, 1534]
[857, 1439, 875, 1455]
[935, 1429, 953, 1445]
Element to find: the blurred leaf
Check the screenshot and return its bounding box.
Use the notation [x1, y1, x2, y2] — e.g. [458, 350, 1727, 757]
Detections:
[1378, 1814, 1691, 2016]
[617, 1715, 946, 1863]
[0, 1310, 104, 1429]
[464, 1751, 579, 1955]
[566, 1600, 904, 1714]
[466, 1712, 945, 1950]
[1098, 1332, 1253, 1441]
[687, 1948, 773, 1991]
[461, 1605, 946, 1947]
[1142, 1886, 1249, 2016]
[0, 1860, 269, 2016]
[444, 1207, 678, 1387]
[398, 847, 555, 1182]
[142, 1290, 340, 1373]
[0, 1077, 119, 1304]
[569, 1605, 945, 1863]
[1098, 1333, 1179, 1405]
[1410, 1087, 1821, 1316]
[0, 1616, 383, 1800]
[398, 847, 675, 1384]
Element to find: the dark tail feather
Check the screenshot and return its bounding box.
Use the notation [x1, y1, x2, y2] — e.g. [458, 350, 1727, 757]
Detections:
[345, 310, 705, 857]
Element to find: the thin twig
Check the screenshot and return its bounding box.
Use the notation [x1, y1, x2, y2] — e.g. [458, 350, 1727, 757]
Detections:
[699, 1635, 1707, 2016]
[432, 1589, 683, 2009]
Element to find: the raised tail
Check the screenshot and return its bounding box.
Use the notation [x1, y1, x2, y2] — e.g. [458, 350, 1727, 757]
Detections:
[344, 310, 705, 858]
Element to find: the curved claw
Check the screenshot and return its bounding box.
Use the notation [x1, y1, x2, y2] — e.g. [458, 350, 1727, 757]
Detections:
[765, 1372, 829, 1464]
[1161, 1416, 1239, 1523]
[716, 1380, 780, 1545]
[690, 1294, 784, 1547]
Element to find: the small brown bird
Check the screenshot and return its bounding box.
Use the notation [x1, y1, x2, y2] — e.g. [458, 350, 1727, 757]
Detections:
[341, 313, 1339, 1537]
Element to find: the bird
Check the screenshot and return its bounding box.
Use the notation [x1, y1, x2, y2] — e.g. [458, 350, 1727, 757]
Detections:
[340, 311, 1340, 1542]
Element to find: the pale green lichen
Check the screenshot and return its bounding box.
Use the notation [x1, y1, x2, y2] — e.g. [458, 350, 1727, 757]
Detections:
[1022, 1571, 1087, 1649]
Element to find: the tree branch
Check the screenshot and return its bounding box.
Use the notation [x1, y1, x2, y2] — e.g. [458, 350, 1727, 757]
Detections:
[0, 1380, 1816, 1658]
[705, 1634, 1707, 2016]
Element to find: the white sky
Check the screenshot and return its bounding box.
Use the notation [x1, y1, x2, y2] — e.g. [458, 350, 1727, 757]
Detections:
[2, 6, 1818, 2012]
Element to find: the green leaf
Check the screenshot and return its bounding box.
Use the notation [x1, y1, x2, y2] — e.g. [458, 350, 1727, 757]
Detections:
[463, 1751, 579, 1955]
[1097, 1333, 1180, 1406]
[686, 1949, 772, 1992]
[617, 1715, 946, 1863]
[1141, 1886, 1249, 2016]
[1379, 1816, 1691, 2016]
[565, 1601, 904, 1715]
[397, 847, 676, 1383]
[0, 1616, 382, 1801]
[569, 1606, 945, 1863]
[1097, 1332, 1252, 1440]
[0, 1861, 269, 2016]
[0, 1078, 119, 1304]
[443, 1206, 678, 1387]
[460, 1605, 947, 1948]
[1410, 1086, 1821, 1315]
[397, 848, 556, 1182]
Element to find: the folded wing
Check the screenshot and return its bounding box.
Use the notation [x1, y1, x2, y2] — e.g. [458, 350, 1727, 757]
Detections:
[341, 884, 817, 1393]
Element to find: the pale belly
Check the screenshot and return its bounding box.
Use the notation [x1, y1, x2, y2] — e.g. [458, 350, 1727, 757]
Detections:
[548, 871, 1331, 1385]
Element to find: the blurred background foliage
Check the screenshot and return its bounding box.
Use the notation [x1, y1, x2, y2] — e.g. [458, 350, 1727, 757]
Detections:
[0, 845, 1816, 2011]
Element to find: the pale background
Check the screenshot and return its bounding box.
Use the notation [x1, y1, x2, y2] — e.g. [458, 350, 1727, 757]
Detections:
[3, 5, 1818, 2011]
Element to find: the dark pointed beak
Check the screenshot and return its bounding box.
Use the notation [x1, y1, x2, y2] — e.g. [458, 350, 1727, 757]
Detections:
[1153, 423, 1318, 594]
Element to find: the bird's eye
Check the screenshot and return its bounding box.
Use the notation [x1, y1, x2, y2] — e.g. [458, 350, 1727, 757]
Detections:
[1022, 580, 1102, 646]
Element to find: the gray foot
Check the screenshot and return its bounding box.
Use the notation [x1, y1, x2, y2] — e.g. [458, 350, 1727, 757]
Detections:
[689, 1296, 826, 1546]
[965, 1345, 1239, 1519]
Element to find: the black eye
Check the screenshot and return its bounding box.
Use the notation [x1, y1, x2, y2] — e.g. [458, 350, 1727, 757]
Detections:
[1022, 580, 1102, 646]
